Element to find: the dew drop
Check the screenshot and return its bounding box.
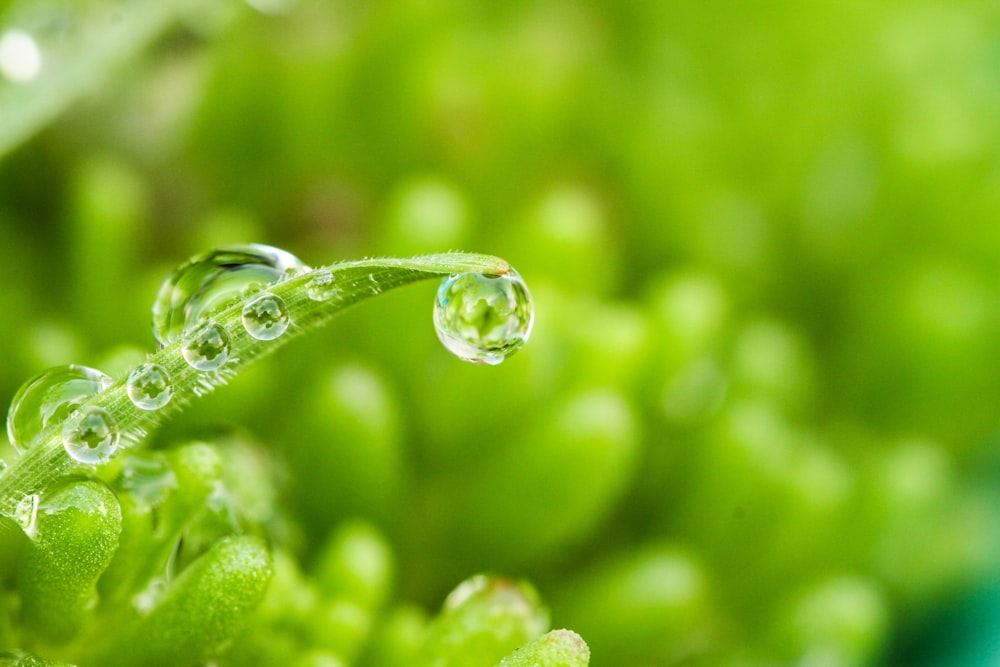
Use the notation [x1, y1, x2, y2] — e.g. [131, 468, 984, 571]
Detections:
[182, 323, 231, 371]
[152, 244, 307, 345]
[6, 365, 113, 453]
[433, 270, 534, 365]
[63, 406, 119, 464]
[14, 493, 39, 536]
[127, 363, 174, 410]
[242, 292, 290, 340]
[307, 269, 339, 301]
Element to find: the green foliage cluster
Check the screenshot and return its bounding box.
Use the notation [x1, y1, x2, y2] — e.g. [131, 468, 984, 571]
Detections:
[2, 0, 1000, 665]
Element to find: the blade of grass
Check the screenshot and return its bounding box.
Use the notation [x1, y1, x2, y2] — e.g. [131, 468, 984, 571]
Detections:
[0, 252, 511, 519]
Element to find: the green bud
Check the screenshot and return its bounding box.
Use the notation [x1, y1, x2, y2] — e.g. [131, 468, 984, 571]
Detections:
[415, 575, 549, 667]
[775, 576, 888, 666]
[556, 546, 713, 664]
[494, 629, 590, 667]
[287, 364, 402, 532]
[376, 175, 472, 255]
[314, 520, 395, 611]
[434, 388, 637, 571]
[360, 605, 428, 667]
[308, 597, 373, 662]
[292, 650, 347, 667]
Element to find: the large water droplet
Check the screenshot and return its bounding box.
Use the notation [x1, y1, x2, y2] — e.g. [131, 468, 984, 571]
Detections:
[127, 363, 174, 410]
[6, 365, 113, 453]
[153, 244, 307, 345]
[63, 406, 119, 464]
[242, 292, 290, 340]
[182, 323, 231, 371]
[433, 270, 534, 365]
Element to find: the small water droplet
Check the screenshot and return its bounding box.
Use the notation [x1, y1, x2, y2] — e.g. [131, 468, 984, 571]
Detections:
[0, 459, 6, 473]
[182, 323, 231, 371]
[14, 493, 39, 536]
[242, 292, 290, 340]
[63, 406, 120, 464]
[127, 363, 174, 410]
[153, 244, 307, 345]
[307, 269, 339, 301]
[433, 270, 534, 365]
[6, 365, 113, 453]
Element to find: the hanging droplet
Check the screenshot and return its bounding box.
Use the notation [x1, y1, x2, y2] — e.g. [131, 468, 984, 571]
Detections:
[182, 323, 231, 371]
[63, 406, 120, 464]
[126, 363, 174, 410]
[6, 365, 113, 453]
[307, 269, 339, 301]
[242, 292, 290, 340]
[433, 270, 534, 365]
[152, 244, 308, 345]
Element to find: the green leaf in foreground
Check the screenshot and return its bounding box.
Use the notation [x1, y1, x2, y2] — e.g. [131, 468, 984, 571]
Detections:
[0, 248, 528, 523]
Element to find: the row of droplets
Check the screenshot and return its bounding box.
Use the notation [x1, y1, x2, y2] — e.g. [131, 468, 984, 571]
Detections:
[2, 244, 533, 469]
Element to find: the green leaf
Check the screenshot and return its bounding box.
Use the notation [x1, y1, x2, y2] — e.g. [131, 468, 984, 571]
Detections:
[83, 535, 273, 667]
[17, 480, 122, 644]
[0, 252, 512, 524]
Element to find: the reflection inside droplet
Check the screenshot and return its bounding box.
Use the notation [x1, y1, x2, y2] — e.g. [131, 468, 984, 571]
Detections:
[433, 270, 534, 365]
[0, 29, 42, 83]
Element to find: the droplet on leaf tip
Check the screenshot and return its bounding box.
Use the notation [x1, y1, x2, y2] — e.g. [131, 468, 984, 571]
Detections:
[433, 270, 534, 365]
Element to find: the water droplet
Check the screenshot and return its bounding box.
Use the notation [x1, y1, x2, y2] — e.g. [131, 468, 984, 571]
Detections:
[307, 269, 339, 301]
[127, 363, 174, 410]
[433, 270, 534, 365]
[182, 323, 231, 371]
[63, 406, 120, 464]
[242, 292, 290, 340]
[6, 365, 113, 453]
[14, 493, 39, 536]
[153, 244, 307, 345]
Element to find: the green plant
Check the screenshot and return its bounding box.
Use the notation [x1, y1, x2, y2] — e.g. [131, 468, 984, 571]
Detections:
[0, 245, 587, 667]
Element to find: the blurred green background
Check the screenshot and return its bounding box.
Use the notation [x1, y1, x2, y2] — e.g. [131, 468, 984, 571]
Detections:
[2, 0, 1000, 664]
